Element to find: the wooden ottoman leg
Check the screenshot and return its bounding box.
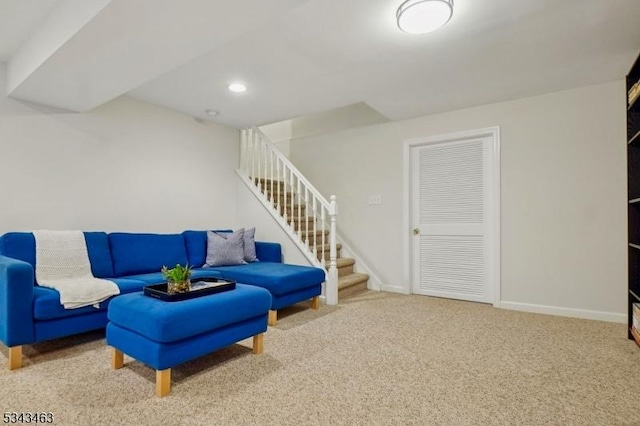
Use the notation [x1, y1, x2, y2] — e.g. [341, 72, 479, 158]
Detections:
[111, 348, 124, 370]
[252, 334, 264, 354]
[156, 369, 171, 397]
[311, 296, 320, 310]
[8, 346, 22, 370]
[268, 310, 277, 326]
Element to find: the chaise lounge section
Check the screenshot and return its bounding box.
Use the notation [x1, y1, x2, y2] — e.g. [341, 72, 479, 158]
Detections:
[0, 229, 325, 370]
[182, 230, 325, 326]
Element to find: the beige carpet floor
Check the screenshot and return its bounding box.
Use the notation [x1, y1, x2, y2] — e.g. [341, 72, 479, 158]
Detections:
[0, 291, 638, 426]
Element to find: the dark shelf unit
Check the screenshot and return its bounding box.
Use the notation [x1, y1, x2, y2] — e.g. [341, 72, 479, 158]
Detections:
[627, 52, 640, 344]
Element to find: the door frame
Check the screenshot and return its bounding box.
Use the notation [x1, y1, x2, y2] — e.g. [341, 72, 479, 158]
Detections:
[402, 127, 501, 306]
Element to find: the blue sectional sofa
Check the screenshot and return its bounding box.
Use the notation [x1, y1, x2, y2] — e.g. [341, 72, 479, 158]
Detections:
[0, 230, 325, 369]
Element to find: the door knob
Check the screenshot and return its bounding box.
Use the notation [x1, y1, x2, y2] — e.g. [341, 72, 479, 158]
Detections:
[413, 228, 420, 235]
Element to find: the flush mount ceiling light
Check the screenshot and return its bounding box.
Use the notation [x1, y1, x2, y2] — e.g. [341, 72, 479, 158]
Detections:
[205, 109, 218, 118]
[396, 0, 453, 34]
[228, 83, 247, 93]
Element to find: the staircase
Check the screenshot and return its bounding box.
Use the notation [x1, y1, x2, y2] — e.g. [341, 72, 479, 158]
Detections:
[238, 127, 369, 304]
[255, 178, 370, 299]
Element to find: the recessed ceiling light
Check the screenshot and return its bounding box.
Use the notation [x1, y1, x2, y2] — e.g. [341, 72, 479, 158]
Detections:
[397, 0, 453, 34]
[228, 83, 247, 93]
[205, 109, 219, 117]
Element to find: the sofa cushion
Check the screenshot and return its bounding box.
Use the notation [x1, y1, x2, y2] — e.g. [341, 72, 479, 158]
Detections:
[255, 242, 282, 263]
[0, 232, 114, 278]
[120, 272, 166, 285]
[212, 262, 325, 296]
[183, 230, 207, 267]
[109, 233, 188, 277]
[0, 232, 35, 267]
[113, 278, 150, 295]
[33, 278, 145, 320]
[83, 232, 114, 278]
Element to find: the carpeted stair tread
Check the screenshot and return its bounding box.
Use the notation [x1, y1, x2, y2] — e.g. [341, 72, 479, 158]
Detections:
[255, 178, 286, 189]
[270, 192, 296, 203]
[338, 272, 369, 288]
[264, 199, 303, 215]
[290, 216, 315, 222]
[338, 273, 369, 298]
[279, 204, 306, 211]
[313, 243, 342, 252]
[289, 217, 317, 231]
[326, 257, 355, 268]
[255, 178, 284, 184]
[301, 229, 329, 237]
[327, 257, 355, 278]
[280, 208, 307, 218]
[302, 230, 330, 245]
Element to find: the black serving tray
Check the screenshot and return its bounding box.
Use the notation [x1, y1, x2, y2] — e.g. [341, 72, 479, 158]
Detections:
[143, 277, 236, 302]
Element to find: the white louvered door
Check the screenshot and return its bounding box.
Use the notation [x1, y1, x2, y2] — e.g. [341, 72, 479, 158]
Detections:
[411, 136, 494, 303]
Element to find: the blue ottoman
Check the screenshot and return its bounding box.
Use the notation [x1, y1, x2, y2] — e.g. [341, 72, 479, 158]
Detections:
[106, 283, 271, 396]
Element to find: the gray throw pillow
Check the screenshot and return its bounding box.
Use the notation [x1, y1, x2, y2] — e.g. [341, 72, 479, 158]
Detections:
[203, 229, 247, 267]
[243, 227, 258, 263]
[212, 228, 259, 263]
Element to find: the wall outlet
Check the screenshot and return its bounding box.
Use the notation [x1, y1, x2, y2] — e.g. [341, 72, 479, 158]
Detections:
[368, 194, 383, 205]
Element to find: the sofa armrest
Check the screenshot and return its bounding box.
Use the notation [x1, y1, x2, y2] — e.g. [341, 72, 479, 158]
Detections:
[255, 242, 282, 263]
[0, 255, 35, 346]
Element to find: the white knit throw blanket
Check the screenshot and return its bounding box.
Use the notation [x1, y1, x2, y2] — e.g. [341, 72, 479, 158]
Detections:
[33, 230, 120, 309]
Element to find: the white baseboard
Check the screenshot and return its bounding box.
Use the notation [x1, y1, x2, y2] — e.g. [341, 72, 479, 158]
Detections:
[498, 300, 626, 323]
[381, 284, 410, 295]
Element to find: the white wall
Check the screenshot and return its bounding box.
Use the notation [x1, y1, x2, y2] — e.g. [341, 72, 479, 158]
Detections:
[290, 81, 627, 321]
[260, 102, 391, 158]
[0, 66, 240, 234]
[260, 120, 292, 158]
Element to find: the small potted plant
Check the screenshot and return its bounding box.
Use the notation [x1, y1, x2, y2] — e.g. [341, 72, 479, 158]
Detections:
[161, 264, 192, 294]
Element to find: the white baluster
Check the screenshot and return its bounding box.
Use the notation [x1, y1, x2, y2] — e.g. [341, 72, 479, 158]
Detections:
[311, 196, 317, 260]
[308, 190, 318, 259]
[269, 149, 274, 204]
[243, 129, 248, 175]
[282, 164, 293, 224]
[255, 133, 262, 185]
[251, 129, 256, 181]
[263, 142, 267, 191]
[244, 129, 249, 175]
[321, 208, 326, 265]
[297, 177, 302, 237]
[326, 195, 338, 306]
[256, 133, 262, 186]
[240, 129, 245, 173]
[278, 161, 289, 215]
[277, 158, 282, 215]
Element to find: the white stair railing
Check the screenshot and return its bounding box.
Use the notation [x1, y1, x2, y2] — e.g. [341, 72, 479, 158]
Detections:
[239, 127, 339, 305]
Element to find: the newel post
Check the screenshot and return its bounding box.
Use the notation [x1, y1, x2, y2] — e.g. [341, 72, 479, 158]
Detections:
[326, 195, 339, 306]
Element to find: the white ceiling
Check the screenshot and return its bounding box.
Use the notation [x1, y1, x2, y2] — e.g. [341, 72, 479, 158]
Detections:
[1, 0, 640, 128]
[0, 0, 61, 62]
